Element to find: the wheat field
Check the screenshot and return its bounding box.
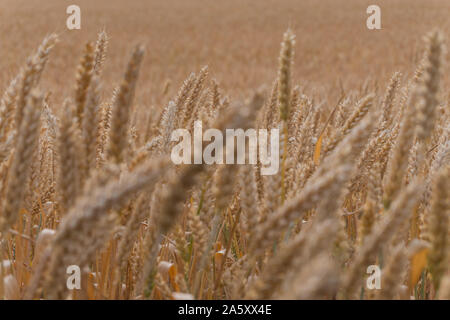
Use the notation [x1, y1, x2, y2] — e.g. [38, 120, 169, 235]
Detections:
[0, 0, 449, 300]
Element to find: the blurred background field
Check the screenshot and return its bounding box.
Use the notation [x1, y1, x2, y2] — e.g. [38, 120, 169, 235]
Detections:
[1, 0, 449, 106]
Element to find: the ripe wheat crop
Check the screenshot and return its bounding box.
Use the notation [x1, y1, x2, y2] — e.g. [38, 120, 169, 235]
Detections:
[0, 0, 449, 300]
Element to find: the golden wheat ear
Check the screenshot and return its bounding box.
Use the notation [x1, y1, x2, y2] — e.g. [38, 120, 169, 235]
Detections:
[94, 29, 109, 76]
[0, 89, 42, 236]
[108, 45, 145, 164]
